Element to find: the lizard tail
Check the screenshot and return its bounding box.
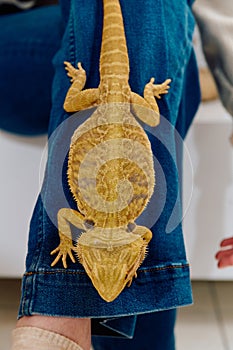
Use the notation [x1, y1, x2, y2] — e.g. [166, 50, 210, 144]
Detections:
[100, 0, 129, 80]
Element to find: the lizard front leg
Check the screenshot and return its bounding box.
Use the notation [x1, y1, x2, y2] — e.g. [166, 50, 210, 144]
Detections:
[131, 225, 152, 270]
[50, 208, 86, 268]
[126, 224, 153, 286]
[63, 61, 100, 112]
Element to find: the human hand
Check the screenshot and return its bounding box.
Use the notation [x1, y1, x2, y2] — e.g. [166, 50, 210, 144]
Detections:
[215, 237, 233, 268]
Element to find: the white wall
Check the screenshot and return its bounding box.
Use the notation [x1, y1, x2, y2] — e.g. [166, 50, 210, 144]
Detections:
[0, 132, 46, 277]
[183, 100, 233, 280]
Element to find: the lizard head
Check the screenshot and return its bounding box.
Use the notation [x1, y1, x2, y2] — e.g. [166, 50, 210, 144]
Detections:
[75, 227, 152, 302]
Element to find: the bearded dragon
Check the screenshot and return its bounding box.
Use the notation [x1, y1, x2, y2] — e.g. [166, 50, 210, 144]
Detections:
[50, 0, 171, 302]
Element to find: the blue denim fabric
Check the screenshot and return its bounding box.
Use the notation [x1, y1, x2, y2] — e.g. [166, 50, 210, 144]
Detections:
[0, 0, 200, 342]
[0, 5, 63, 135]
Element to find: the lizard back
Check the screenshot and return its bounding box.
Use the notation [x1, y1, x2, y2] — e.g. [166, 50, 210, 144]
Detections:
[51, 0, 171, 302]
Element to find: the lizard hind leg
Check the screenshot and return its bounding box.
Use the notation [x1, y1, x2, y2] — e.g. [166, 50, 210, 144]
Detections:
[130, 92, 160, 127]
[130, 77, 171, 127]
[143, 77, 171, 122]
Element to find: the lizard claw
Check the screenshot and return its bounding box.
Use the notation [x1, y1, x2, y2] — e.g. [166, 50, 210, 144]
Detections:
[77, 62, 84, 71]
[64, 61, 86, 83]
[151, 78, 171, 98]
[50, 238, 76, 268]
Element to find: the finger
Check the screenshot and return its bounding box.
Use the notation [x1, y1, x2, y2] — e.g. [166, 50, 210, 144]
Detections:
[66, 72, 73, 78]
[68, 250, 76, 263]
[220, 237, 233, 247]
[216, 249, 233, 260]
[162, 81, 170, 88]
[51, 253, 61, 267]
[50, 247, 59, 255]
[64, 61, 73, 67]
[65, 67, 75, 74]
[218, 254, 233, 268]
[64, 64, 72, 71]
[65, 64, 75, 73]
[62, 254, 68, 269]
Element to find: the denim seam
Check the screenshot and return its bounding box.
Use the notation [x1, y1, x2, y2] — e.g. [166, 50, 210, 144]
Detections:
[21, 201, 44, 314]
[24, 263, 189, 277]
[21, 273, 32, 315]
[167, 3, 194, 79]
[171, 3, 195, 82]
[21, 302, 190, 321]
[161, 0, 169, 79]
[167, 41, 193, 113]
[172, 40, 192, 83]
[68, 2, 75, 66]
[34, 200, 44, 271]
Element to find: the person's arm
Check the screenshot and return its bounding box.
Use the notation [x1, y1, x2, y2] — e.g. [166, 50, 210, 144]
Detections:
[193, 0, 233, 120]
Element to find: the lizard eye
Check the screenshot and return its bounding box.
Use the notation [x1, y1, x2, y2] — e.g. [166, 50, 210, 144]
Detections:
[84, 219, 95, 230]
[127, 222, 136, 232]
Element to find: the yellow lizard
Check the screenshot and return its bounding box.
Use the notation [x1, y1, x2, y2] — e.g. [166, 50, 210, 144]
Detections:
[50, 0, 171, 302]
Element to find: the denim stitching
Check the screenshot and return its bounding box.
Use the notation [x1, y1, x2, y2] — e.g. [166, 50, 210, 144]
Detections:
[35, 201, 45, 269]
[21, 273, 32, 315]
[24, 263, 190, 277]
[166, 2, 195, 80]
[68, 2, 75, 66]
[21, 200, 44, 314]
[159, 0, 169, 79]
